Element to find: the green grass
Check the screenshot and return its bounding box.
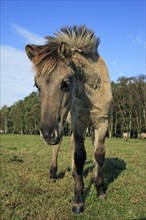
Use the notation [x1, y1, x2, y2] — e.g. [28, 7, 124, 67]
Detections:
[0, 135, 146, 220]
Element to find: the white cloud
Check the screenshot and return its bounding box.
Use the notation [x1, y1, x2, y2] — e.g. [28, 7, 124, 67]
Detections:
[129, 31, 145, 47]
[1, 45, 36, 107]
[1, 24, 47, 107]
[11, 23, 46, 44]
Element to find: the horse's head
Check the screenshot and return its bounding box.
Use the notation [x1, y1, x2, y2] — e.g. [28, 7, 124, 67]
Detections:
[25, 42, 75, 145]
[25, 26, 100, 145]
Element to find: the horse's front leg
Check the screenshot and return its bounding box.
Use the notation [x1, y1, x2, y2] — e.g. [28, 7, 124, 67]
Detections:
[93, 121, 108, 198]
[50, 143, 60, 181]
[72, 132, 86, 213]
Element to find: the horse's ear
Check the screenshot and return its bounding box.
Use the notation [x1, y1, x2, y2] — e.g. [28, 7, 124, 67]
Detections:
[58, 42, 72, 61]
[25, 44, 39, 61]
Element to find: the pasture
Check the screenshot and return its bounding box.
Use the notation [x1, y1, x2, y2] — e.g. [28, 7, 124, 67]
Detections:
[0, 135, 145, 220]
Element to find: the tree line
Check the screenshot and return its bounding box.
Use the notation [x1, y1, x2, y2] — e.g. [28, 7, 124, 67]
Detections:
[0, 75, 145, 137]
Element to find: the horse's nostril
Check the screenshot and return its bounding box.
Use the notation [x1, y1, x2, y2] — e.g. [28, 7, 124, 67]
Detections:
[49, 130, 58, 140]
[49, 132, 55, 139]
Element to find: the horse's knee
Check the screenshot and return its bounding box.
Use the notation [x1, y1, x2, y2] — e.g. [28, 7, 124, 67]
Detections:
[93, 127, 106, 167]
[73, 133, 86, 174]
[72, 133, 86, 213]
[94, 150, 106, 198]
[74, 149, 86, 170]
[94, 148, 105, 166]
[94, 138, 106, 197]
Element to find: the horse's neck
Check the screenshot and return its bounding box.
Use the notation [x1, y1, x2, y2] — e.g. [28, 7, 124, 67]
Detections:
[73, 54, 112, 114]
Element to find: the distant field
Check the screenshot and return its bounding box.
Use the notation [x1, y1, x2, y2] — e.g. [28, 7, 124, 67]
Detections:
[0, 135, 146, 220]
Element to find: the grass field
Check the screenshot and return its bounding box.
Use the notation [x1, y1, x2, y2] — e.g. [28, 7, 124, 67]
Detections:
[0, 135, 146, 220]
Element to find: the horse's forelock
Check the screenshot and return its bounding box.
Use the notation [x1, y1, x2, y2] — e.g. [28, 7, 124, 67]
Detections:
[33, 25, 99, 77]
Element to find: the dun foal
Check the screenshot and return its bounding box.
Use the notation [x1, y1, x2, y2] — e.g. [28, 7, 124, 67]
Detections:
[25, 25, 112, 213]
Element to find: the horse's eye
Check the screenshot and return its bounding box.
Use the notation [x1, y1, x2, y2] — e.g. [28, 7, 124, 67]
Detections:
[60, 80, 70, 91]
[34, 83, 40, 92]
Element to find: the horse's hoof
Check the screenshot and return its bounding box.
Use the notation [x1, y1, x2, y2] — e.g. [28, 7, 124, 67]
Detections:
[49, 177, 56, 183]
[72, 204, 84, 214]
[98, 191, 106, 199]
[50, 173, 57, 181]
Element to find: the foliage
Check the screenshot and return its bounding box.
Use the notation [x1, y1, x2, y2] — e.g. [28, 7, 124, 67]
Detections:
[109, 75, 146, 137]
[0, 75, 145, 136]
[0, 135, 145, 220]
[0, 92, 40, 134]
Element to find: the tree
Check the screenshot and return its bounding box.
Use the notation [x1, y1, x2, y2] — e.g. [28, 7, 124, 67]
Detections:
[0, 105, 9, 133]
[8, 101, 25, 134]
[23, 92, 40, 134]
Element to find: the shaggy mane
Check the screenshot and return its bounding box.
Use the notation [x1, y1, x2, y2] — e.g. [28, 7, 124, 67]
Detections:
[33, 25, 100, 76]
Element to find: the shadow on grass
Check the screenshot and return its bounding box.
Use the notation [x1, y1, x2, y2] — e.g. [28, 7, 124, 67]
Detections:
[56, 167, 71, 179]
[104, 157, 126, 186]
[133, 218, 146, 220]
[56, 160, 95, 180]
[84, 157, 126, 199]
[8, 155, 24, 163]
[55, 157, 126, 201]
[84, 160, 95, 177]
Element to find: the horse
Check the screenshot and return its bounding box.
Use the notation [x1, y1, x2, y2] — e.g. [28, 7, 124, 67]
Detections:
[25, 25, 112, 213]
[122, 132, 130, 141]
[138, 132, 146, 139]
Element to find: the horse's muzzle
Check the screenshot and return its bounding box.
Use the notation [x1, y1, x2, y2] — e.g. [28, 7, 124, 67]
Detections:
[40, 127, 61, 145]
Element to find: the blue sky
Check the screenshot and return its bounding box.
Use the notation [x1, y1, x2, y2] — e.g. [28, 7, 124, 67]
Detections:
[1, 0, 145, 107]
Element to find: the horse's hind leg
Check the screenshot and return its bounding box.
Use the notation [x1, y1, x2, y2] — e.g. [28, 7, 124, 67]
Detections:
[93, 121, 108, 198]
[71, 133, 75, 177]
[50, 143, 60, 181]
